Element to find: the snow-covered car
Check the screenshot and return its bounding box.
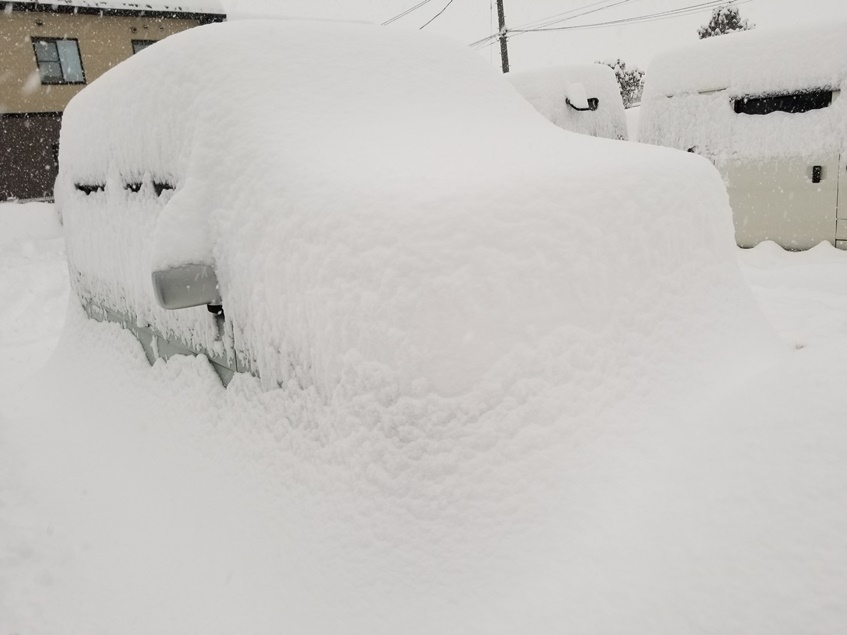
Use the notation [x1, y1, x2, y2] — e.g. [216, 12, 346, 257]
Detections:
[507, 64, 628, 140]
[56, 19, 769, 394]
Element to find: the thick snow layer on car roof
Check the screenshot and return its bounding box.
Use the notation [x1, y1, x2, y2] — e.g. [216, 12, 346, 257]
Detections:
[639, 20, 847, 160]
[58, 19, 777, 399]
[643, 19, 847, 98]
[507, 64, 628, 140]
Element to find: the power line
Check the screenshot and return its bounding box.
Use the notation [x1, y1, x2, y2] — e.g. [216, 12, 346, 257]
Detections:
[420, 0, 457, 29]
[469, 32, 500, 48]
[470, 0, 633, 49]
[470, 0, 748, 49]
[517, 0, 639, 31]
[515, 0, 616, 29]
[381, 0, 433, 26]
[512, 0, 746, 33]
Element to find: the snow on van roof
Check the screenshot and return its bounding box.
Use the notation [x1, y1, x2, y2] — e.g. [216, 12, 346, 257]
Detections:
[507, 64, 627, 140]
[12, 0, 224, 15]
[644, 19, 847, 99]
[639, 20, 847, 161]
[58, 19, 775, 401]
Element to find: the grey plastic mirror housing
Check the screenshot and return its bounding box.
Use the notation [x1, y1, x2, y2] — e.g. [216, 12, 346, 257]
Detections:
[151, 264, 221, 310]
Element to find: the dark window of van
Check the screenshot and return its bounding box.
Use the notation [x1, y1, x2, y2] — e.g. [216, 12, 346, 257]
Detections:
[734, 90, 833, 115]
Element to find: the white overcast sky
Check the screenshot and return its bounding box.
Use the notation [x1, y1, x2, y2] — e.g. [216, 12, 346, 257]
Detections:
[222, 0, 847, 71]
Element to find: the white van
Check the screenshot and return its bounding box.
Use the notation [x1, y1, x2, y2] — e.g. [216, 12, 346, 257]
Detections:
[639, 21, 847, 250]
[507, 64, 628, 140]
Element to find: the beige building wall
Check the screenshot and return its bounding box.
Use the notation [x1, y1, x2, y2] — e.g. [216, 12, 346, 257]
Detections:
[0, 9, 210, 114]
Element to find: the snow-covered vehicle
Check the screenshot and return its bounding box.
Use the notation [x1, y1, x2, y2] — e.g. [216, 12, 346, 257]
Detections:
[57, 19, 766, 392]
[507, 64, 628, 140]
[639, 20, 847, 251]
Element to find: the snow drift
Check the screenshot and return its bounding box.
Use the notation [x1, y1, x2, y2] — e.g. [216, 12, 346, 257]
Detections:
[507, 64, 628, 140]
[13, 202, 847, 635]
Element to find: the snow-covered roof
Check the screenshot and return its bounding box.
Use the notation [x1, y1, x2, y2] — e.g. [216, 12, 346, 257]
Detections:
[507, 64, 627, 140]
[9, 0, 224, 16]
[644, 19, 847, 98]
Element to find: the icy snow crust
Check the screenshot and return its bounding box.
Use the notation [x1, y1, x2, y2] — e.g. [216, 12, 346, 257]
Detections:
[507, 64, 628, 140]
[58, 19, 776, 404]
[639, 20, 847, 160]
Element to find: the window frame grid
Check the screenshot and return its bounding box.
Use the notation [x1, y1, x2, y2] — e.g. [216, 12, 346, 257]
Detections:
[31, 36, 86, 86]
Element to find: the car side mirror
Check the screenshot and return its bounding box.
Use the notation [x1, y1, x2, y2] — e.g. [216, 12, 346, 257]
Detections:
[566, 97, 599, 112]
[151, 264, 221, 310]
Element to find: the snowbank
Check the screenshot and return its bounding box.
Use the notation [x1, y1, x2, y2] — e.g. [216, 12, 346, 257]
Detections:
[58, 19, 777, 402]
[9, 199, 847, 633]
[0, 203, 67, 387]
[507, 64, 628, 140]
[625, 105, 641, 142]
[738, 241, 847, 348]
[7, 223, 847, 634]
[0, 202, 61, 247]
[639, 19, 847, 160]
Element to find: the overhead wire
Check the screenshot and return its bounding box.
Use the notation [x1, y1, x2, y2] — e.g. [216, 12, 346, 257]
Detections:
[469, 32, 500, 48]
[381, 0, 433, 26]
[514, 0, 615, 29]
[516, 0, 639, 31]
[420, 0, 457, 29]
[512, 0, 747, 33]
[471, 0, 634, 48]
[470, 0, 749, 49]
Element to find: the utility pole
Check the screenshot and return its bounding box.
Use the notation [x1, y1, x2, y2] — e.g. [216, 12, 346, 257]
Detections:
[496, 0, 510, 73]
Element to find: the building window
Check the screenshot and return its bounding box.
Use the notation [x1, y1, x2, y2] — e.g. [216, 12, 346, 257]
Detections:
[32, 38, 85, 85]
[733, 90, 833, 115]
[132, 40, 157, 54]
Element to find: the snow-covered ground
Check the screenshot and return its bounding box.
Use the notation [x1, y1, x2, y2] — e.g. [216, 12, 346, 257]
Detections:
[0, 203, 67, 387]
[625, 105, 641, 142]
[2, 200, 847, 633]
